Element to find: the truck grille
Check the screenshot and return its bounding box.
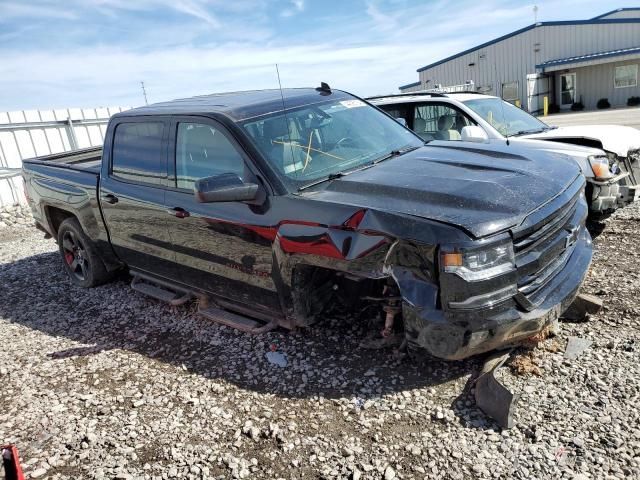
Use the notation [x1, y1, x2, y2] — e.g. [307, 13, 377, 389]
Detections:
[511, 187, 583, 311]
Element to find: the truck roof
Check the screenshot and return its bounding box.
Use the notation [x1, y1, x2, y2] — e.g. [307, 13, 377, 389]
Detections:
[367, 92, 495, 105]
[115, 88, 352, 122]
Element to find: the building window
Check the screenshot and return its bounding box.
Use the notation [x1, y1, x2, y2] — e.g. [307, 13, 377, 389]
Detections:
[502, 82, 519, 104]
[614, 64, 638, 88]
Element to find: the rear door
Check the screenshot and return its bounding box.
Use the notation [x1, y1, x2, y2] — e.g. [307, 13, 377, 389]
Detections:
[100, 118, 177, 277]
[163, 117, 281, 312]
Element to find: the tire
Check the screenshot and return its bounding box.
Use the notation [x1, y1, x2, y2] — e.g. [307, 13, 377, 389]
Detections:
[57, 217, 111, 288]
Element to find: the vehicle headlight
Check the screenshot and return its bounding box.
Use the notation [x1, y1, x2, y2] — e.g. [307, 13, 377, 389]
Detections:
[589, 155, 616, 179]
[441, 242, 515, 281]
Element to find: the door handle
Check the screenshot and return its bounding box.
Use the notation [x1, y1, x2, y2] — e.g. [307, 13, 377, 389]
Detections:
[168, 207, 190, 218]
[102, 193, 119, 204]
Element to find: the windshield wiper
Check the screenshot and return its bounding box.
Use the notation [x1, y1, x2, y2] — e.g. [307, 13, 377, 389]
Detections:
[297, 145, 422, 192]
[511, 127, 547, 136]
[297, 171, 347, 191]
[373, 144, 421, 164]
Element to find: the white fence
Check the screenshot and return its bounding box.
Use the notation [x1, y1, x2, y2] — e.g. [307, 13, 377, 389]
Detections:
[0, 107, 130, 207]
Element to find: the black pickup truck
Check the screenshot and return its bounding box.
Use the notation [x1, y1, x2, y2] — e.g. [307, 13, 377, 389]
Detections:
[22, 86, 592, 360]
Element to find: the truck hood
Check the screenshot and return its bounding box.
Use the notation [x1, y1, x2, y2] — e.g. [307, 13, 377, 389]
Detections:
[301, 145, 580, 238]
[523, 125, 640, 158]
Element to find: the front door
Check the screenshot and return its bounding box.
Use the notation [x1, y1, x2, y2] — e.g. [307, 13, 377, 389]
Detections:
[560, 73, 576, 107]
[163, 118, 281, 313]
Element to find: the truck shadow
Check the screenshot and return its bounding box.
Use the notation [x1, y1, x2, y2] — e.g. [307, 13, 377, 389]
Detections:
[0, 250, 481, 406]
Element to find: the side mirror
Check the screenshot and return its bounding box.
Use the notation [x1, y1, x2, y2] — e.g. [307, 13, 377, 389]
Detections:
[461, 125, 489, 143]
[194, 173, 263, 203]
[395, 117, 408, 127]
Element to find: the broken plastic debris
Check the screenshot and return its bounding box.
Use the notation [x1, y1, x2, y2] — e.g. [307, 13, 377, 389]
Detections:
[564, 336, 592, 360]
[474, 350, 519, 429]
[265, 351, 288, 367]
[352, 397, 366, 409]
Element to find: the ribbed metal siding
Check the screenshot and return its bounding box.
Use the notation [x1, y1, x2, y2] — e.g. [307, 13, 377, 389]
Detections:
[0, 107, 129, 207]
[404, 22, 640, 110]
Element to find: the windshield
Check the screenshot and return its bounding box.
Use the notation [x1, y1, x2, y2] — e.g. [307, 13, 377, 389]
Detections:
[463, 98, 549, 137]
[240, 97, 422, 188]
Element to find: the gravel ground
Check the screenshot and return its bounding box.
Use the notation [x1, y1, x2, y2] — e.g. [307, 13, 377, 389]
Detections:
[1, 204, 639, 480]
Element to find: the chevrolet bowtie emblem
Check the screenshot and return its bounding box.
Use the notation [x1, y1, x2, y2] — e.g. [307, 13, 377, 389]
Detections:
[565, 226, 580, 248]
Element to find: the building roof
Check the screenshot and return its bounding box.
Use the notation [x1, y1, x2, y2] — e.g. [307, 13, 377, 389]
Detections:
[116, 88, 352, 122]
[592, 7, 640, 19]
[536, 46, 640, 71]
[414, 12, 640, 74]
[398, 81, 421, 90]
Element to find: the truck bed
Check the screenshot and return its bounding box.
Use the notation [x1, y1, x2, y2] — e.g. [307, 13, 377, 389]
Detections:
[22, 146, 103, 174]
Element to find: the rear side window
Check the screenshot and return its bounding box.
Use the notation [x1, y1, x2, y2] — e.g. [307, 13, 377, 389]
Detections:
[413, 103, 475, 141]
[112, 122, 165, 185]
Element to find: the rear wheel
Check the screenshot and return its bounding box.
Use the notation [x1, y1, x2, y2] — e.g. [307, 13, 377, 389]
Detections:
[57, 217, 111, 288]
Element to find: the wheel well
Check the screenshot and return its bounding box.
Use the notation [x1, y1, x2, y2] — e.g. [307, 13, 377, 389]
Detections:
[291, 264, 396, 328]
[46, 206, 76, 237]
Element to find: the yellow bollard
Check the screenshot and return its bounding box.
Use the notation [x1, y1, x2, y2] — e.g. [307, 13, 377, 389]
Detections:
[543, 96, 549, 116]
[515, 100, 521, 108]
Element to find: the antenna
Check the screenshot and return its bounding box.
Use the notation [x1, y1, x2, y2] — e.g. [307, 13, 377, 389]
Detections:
[140, 81, 149, 105]
[275, 64, 297, 177]
[533, 5, 539, 23]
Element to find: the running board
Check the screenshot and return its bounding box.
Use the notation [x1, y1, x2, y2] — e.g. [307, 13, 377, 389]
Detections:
[131, 275, 193, 306]
[198, 304, 277, 334]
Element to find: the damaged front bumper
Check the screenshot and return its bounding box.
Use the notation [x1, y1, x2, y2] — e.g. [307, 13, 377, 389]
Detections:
[588, 172, 636, 214]
[403, 228, 592, 360]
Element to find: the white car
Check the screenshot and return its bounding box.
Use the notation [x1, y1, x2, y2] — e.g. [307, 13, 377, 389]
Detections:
[368, 92, 639, 217]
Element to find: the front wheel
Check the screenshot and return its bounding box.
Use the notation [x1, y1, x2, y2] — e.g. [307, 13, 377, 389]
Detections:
[57, 217, 111, 288]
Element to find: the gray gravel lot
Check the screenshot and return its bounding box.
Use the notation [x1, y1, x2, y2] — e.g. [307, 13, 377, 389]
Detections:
[1, 204, 639, 480]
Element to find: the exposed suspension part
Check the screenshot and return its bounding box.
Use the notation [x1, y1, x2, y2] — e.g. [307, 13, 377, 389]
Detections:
[381, 280, 401, 338]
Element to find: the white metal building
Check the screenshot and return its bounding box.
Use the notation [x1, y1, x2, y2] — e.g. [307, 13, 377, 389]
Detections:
[0, 107, 129, 207]
[398, 8, 640, 114]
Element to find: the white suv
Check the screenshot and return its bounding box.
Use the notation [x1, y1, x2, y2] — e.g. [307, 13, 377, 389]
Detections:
[368, 92, 638, 217]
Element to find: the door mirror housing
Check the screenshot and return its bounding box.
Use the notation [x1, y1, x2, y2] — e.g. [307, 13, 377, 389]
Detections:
[461, 125, 489, 143]
[194, 173, 264, 203]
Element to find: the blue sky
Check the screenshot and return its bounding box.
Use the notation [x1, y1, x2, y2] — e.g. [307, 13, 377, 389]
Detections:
[0, 0, 624, 111]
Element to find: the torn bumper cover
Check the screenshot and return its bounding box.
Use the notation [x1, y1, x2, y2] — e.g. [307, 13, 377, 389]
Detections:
[589, 172, 634, 213]
[402, 228, 592, 360]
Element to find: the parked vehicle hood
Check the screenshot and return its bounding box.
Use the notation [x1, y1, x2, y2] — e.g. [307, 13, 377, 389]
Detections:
[508, 137, 604, 157]
[431, 137, 603, 176]
[523, 125, 640, 157]
[300, 145, 580, 238]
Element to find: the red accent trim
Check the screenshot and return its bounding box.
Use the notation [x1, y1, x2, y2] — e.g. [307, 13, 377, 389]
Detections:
[203, 214, 388, 260]
[278, 235, 344, 259]
[343, 209, 367, 230]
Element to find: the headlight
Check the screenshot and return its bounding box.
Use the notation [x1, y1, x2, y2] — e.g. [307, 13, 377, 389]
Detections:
[589, 155, 615, 179]
[441, 242, 515, 281]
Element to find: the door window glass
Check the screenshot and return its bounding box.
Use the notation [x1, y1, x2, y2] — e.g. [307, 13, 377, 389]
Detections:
[176, 123, 245, 190]
[112, 122, 165, 185]
[560, 74, 576, 105]
[413, 104, 474, 141]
